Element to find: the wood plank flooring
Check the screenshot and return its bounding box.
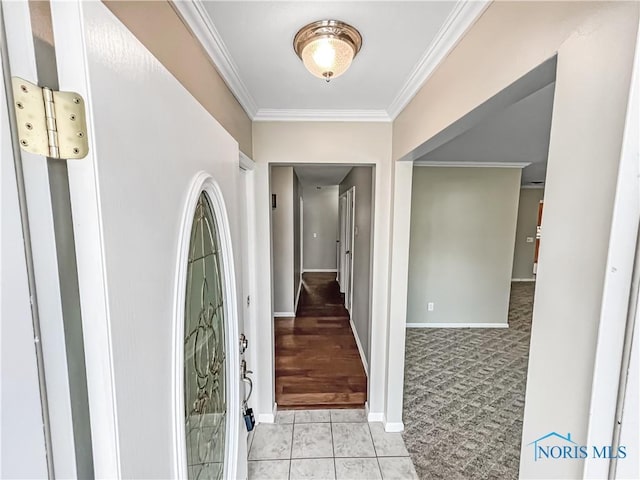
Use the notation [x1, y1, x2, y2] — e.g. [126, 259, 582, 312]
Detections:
[275, 272, 367, 409]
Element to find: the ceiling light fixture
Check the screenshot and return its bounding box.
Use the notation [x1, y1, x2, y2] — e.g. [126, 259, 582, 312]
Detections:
[294, 20, 362, 83]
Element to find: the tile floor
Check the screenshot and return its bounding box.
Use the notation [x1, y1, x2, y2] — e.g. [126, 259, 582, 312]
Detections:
[248, 409, 418, 480]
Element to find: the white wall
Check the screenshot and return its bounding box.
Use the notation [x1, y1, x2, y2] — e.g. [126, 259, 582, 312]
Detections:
[339, 167, 374, 369]
[512, 188, 544, 280]
[270, 166, 295, 314]
[407, 167, 521, 326]
[302, 185, 339, 271]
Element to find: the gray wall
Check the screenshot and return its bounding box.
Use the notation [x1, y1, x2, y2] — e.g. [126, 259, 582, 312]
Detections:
[407, 167, 521, 325]
[339, 167, 374, 370]
[271, 166, 294, 313]
[512, 188, 545, 280]
[293, 173, 302, 307]
[302, 186, 339, 271]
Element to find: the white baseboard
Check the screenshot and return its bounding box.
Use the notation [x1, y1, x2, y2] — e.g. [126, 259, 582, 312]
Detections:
[367, 412, 385, 423]
[406, 322, 509, 329]
[384, 421, 405, 432]
[349, 319, 369, 376]
[257, 413, 275, 423]
[274, 312, 295, 318]
[512, 278, 536, 282]
[258, 403, 277, 424]
[365, 402, 384, 423]
[303, 268, 337, 273]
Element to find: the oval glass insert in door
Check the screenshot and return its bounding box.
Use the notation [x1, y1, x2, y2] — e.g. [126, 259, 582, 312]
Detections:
[184, 192, 227, 480]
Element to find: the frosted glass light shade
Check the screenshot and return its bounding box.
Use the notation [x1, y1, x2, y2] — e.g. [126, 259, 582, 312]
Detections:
[294, 20, 362, 82]
[301, 37, 355, 81]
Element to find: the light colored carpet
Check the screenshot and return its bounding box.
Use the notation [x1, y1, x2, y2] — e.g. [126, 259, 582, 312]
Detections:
[402, 282, 534, 479]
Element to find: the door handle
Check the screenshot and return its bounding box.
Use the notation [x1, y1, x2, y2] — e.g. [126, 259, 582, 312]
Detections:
[241, 359, 253, 403]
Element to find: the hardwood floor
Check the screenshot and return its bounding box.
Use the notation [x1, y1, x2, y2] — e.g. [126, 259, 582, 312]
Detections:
[275, 272, 367, 409]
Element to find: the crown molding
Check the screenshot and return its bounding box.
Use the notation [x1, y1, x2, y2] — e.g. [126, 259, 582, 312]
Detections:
[415, 161, 531, 168]
[253, 109, 391, 122]
[386, 0, 491, 120]
[172, 0, 258, 118]
[173, 0, 488, 122]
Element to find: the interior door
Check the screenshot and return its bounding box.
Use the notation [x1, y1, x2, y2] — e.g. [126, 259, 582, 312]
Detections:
[17, 2, 247, 478]
[338, 195, 347, 292]
[344, 188, 355, 313]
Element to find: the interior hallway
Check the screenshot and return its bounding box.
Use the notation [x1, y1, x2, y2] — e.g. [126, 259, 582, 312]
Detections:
[402, 282, 535, 479]
[275, 272, 367, 409]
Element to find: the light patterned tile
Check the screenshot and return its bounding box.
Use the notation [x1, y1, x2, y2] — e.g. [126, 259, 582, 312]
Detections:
[369, 423, 409, 457]
[276, 410, 295, 424]
[248, 460, 290, 480]
[332, 423, 375, 458]
[295, 409, 331, 423]
[290, 458, 335, 480]
[335, 458, 382, 480]
[378, 457, 418, 480]
[330, 409, 367, 423]
[292, 423, 333, 459]
[249, 424, 293, 460]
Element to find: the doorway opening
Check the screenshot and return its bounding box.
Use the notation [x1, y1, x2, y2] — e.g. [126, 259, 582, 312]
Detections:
[270, 164, 375, 409]
[402, 58, 554, 478]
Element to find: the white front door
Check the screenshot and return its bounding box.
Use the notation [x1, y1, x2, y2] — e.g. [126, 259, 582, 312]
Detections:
[5, 1, 247, 478]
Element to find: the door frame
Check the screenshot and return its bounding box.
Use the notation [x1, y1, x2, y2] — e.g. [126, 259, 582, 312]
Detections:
[4, 1, 98, 476]
[0, 4, 50, 475]
[256, 162, 386, 426]
[339, 187, 356, 314]
[583, 19, 640, 479]
[238, 152, 258, 466]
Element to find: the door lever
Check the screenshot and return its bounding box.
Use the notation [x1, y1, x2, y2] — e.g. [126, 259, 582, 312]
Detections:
[241, 359, 253, 403]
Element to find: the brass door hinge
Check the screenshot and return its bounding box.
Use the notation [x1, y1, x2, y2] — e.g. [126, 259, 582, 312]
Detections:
[12, 77, 88, 159]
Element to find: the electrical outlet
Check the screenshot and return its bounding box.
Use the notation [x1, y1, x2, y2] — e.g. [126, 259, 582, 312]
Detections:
[313, 232, 317, 238]
[427, 302, 434, 312]
[526, 237, 534, 243]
